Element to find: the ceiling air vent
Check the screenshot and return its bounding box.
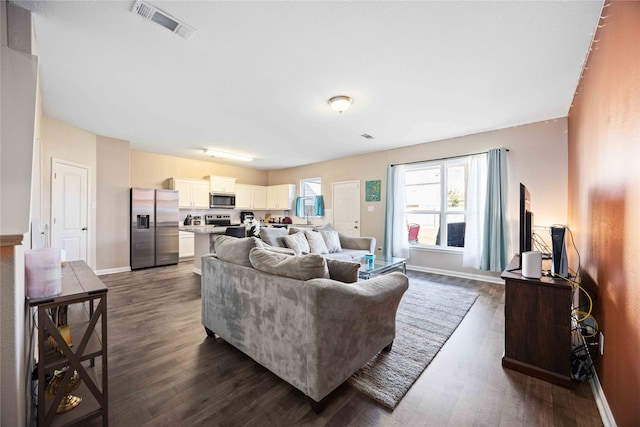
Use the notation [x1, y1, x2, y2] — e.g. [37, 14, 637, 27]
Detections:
[131, 1, 196, 40]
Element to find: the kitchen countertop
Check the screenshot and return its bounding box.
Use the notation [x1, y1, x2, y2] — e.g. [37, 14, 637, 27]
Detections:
[179, 225, 232, 234]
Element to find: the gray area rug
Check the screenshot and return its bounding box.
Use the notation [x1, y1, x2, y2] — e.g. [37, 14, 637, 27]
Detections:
[348, 278, 478, 409]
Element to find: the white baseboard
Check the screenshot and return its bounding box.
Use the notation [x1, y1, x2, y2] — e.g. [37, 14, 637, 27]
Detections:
[193, 267, 201, 276]
[590, 370, 617, 427]
[406, 264, 504, 285]
[95, 266, 131, 276]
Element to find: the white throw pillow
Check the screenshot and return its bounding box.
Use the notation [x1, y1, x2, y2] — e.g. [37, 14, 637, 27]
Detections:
[320, 230, 342, 253]
[283, 232, 310, 255]
[304, 230, 329, 254]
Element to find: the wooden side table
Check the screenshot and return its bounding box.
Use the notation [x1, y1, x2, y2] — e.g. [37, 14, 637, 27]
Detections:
[28, 261, 108, 426]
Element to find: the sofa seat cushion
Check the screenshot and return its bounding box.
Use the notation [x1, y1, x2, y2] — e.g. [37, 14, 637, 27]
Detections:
[259, 227, 289, 248]
[249, 248, 330, 281]
[323, 249, 369, 261]
[214, 235, 264, 267]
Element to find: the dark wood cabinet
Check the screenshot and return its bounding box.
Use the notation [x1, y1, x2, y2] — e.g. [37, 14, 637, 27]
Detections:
[29, 261, 108, 426]
[501, 256, 573, 387]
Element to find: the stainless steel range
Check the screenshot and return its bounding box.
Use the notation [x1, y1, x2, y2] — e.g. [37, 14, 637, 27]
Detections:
[205, 214, 239, 226]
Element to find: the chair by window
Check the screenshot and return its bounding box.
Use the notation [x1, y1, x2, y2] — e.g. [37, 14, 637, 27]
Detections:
[408, 223, 420, 243]
[435, 222, 466, 247]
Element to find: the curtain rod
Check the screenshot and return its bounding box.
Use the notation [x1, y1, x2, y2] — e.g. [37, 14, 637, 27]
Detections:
[390, 148, 509, 167]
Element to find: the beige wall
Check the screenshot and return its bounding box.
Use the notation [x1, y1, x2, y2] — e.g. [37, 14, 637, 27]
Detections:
[1, 4, 37, 425]
[96, 136, 130, 271]
[270, 118, 568, 279]
[130, 150, 269, 189]
[568, 2, 640, 425]
[41, 115, 97, 269]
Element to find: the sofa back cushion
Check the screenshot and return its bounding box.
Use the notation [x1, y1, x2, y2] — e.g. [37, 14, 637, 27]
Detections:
[283, 231, 311, 255]
[259, 227, 289, 248]
[249, 248, 330, 281]
[304, 230, 329, 254]
[214, 235, 264, 267]
[319, 230, 342, 253]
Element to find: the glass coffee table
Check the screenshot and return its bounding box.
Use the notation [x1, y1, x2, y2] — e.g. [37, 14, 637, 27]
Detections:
[358, 256, 407, 280]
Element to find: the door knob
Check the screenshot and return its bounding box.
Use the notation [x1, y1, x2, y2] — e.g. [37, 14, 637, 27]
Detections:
[82, 227, 88, 231]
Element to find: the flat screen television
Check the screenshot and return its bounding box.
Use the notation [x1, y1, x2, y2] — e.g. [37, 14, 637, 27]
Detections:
[513, 183, 533, 271]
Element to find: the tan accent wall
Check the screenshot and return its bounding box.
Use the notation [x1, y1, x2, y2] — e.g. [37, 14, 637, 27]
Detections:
[41, 115, 97, 269]
[270, 118, 568, 279]
[96, 136, 130, 271]
[567, 2, 640, 425]
[130, 150, 269, 189]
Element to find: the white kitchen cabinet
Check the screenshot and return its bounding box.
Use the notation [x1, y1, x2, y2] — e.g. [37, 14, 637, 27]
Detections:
[236, 184, 267, 210]
[235, 184, 252, 209]
[252, 186, 268, 209]
[170, 178, 210, 209]
[209, 175, 236, 194]
[179, 231, 195, 258]
[267, 184, 296, 210]
[192, 180, 210, 207]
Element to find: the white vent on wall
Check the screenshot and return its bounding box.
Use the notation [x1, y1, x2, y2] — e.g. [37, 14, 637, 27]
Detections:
[131, 1, 196, 40]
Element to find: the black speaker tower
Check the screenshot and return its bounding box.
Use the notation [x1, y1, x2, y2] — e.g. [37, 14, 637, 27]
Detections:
[551, 226, 569, 277]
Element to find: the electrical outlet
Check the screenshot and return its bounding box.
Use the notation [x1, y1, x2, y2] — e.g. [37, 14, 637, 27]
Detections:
[599, 332, 604, 356]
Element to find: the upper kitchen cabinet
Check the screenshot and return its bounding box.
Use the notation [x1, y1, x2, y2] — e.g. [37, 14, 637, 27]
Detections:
[236, 184, 267, 210]
[267, 184, 296, 210]
[209, 175, 236, 194]
[170, 178, 210, 209]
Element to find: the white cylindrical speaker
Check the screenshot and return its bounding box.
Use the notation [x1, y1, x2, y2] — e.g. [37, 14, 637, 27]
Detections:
[522, 251, 542, 279]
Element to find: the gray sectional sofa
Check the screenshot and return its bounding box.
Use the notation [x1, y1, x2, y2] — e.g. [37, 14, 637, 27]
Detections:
[259, 225, 375, 261]
[201, 236, 408, 411]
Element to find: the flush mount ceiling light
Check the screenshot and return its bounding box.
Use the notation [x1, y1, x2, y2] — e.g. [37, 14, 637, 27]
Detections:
[328, 96, 353, 113]
[203, 149, 253, 162]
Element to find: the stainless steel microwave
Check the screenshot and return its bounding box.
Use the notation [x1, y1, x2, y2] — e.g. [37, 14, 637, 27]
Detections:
[210, 193, 235, 209]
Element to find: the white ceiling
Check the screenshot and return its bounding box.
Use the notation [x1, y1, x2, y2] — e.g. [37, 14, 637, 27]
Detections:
[15, 1, 603, 170]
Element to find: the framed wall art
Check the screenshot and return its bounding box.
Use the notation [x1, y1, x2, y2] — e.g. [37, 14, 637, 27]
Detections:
[365, 180, 381, 202]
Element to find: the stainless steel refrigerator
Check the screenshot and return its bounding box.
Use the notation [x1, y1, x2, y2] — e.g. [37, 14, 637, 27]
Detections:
[130, 188, 179, 269]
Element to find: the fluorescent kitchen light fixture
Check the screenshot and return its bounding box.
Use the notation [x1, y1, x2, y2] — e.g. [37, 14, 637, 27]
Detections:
[203, 149, 253, 162]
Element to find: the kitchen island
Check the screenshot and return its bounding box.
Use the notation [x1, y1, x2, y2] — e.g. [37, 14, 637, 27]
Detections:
[179, 226, 229, 275]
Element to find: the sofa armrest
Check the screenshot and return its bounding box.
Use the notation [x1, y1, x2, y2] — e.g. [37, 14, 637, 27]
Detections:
[303, 272, 408, 401]
[338, 234, 376, 253]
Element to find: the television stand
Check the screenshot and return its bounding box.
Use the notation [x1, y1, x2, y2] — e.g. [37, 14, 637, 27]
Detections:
[501, 256, 573, 387]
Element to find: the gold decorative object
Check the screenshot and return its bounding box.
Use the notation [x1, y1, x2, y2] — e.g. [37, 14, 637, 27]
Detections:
[48, 324, 73, 355]
[46, 368, 82, 413]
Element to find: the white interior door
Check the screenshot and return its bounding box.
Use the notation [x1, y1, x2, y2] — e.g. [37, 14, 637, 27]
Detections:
[333, 180, 360, 237]
[51, 160, 89, 262]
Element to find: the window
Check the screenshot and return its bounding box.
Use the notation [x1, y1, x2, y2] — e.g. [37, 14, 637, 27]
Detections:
[404, 158, 469, 248]
[300, 177, 322, 217]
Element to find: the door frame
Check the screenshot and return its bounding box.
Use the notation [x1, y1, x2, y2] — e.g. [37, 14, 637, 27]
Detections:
[332, 180, 361, 237]
[51, 158, 91, 265]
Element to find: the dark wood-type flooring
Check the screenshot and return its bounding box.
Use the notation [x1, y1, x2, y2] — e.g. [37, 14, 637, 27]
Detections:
[88, 262, 602, 426]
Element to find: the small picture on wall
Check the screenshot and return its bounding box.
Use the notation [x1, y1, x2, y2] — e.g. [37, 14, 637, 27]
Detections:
[365, 180, 381, 202]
